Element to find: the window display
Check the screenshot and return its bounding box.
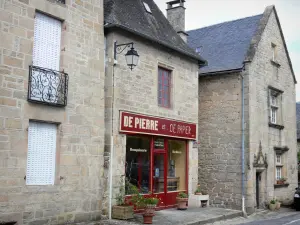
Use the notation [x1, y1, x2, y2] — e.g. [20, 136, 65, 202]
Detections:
[125, 136, 150, 194]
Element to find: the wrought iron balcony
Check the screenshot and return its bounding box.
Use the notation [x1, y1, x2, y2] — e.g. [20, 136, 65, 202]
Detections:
[28, 65, 68, 107]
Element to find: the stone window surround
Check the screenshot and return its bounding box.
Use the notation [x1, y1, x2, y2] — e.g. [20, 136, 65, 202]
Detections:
[157, 64, 174, 109]
[274, 146, 289, 188]
[268, 86, 284, 130]
[25, 119, 62, 186]
[270, 42, 281, 67]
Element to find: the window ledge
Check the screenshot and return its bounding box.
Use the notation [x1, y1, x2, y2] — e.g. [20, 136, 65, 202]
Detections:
[269, 123, 284, 130]
[274, 183, 289, 188]
[274, 146, 289, 153]
[270, 60, 281, 67]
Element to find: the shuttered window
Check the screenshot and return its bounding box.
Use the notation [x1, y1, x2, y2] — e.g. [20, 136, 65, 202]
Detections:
[26, 122, 57, 185]
[33, 12, 62, 70]
[158, 67, 172, 108]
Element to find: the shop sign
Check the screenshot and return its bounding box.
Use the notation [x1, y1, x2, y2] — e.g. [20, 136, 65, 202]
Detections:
[130, 148, 147, 152]
[120, 111, 197, 140]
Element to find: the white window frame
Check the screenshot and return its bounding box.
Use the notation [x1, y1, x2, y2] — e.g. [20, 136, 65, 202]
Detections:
[276, 154, 281, 164]
[276, 166, 282, 180]
[269, 91, 279, 124]
[270, 107, 277, 124]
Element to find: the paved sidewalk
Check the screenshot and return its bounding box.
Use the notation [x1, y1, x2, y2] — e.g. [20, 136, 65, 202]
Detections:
[76, 207, 242, 225]
[208, 207, 298, 225]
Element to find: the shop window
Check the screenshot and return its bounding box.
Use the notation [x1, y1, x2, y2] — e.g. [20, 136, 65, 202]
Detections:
[158, 67, 171, 108]
[167, 140, 186, 191]
[125, 136, 150, 194]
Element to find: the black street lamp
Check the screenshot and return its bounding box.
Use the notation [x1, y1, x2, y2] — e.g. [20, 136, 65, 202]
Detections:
[114, 42, 139, 70]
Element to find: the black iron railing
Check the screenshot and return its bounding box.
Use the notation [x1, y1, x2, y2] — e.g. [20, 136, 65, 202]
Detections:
[28, 65, 68, 107]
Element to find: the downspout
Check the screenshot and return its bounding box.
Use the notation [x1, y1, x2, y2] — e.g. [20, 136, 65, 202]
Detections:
[241, 63, 247, 217]
[108, 40, 116, 220]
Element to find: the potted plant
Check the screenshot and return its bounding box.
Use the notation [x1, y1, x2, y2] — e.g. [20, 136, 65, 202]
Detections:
[269, 199, 276, 211]
[194, 184, 202, 195]
[277, 177, 287, 185]
[275, 199, 281, 209]
[177, 192, 188, 210]
[142, 196, 159, 224]
[112, 178, 134, 220]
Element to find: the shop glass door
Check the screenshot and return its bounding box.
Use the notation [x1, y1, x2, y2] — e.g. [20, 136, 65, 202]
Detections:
[152, 138, 167, 208]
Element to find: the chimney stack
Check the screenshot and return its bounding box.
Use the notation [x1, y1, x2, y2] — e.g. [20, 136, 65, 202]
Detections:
[166, 0, 188, 42]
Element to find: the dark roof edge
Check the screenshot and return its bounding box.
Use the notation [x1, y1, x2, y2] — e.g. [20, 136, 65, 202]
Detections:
[104, 23, 207, 67]
[245, 5, 297, 84]
[199, 68, 243, 77]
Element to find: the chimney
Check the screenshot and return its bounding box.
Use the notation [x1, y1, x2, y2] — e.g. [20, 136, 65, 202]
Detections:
[166, 0, 188, 42]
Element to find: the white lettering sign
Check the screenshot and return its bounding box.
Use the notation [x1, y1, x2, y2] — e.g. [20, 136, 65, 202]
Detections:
[130, 148, 147, 152]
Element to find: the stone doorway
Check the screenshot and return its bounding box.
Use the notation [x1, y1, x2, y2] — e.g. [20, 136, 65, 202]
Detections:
[256, 172, 261, 208]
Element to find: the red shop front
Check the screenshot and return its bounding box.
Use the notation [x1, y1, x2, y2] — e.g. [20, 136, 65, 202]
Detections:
[120, 111, 197, 209]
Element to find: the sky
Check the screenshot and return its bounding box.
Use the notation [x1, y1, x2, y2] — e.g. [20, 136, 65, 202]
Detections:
[155, 0, 300, 101]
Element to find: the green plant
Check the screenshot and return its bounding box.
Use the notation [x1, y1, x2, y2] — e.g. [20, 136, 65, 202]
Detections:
[280, 177, 287, 181]
[144, 197, 159, 206]
[194, 184, 201, 194]
[177, 192, 188, 198]
[298, 152, 300, 162]
[270, 199, 276, 204]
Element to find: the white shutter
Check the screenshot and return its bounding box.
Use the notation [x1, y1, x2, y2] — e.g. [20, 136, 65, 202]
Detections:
[26, 122, 57, 185]
[32, 12, 62, 70]
[31, 13, 62, 102]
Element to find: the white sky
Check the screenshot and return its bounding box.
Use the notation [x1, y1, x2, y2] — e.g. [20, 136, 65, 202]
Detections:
[155, 0, 300, 101]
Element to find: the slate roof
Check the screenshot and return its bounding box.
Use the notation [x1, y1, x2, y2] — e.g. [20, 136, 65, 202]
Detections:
[104, 0, 206, 65]
[187, 14, 263, 74]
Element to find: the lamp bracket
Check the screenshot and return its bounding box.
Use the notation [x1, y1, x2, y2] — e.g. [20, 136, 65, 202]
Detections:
[114, 42, 134, 59]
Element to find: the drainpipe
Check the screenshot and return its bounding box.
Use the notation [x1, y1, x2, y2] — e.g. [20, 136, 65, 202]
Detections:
[241, 64, 247, 217]
[108, 40, 116, 220]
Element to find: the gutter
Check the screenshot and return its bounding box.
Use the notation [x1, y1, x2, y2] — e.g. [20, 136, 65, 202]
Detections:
[104, 23, 207, 67]
[199, 68, 243, 77]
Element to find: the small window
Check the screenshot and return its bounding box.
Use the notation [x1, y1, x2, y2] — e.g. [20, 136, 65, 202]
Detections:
[26, 121, 57, 185]
[158, 67, 171, 108]
[269, 91, 279, 124]
[276, 166, 282, 180]
[271, 43, 277, 61]
[276, 154, 281, 164]
[143, 2, 152, 14]
[270, 107, 277, 124]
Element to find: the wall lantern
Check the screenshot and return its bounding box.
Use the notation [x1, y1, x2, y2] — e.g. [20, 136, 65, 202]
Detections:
[114, 42, 139, 70]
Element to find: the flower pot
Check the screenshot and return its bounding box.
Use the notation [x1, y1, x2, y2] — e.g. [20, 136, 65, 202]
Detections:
[275, 201, 281, 209]
[195, 192, 202, 195]
[143, 213, 154, 224]
[176, 197, 188, 210]
[277, 180, 284, 185]
[269, 203, 276, 211]
[201, 200, 208, 207]
[144, 204, 156, 215]
[112, 205, 134, 220]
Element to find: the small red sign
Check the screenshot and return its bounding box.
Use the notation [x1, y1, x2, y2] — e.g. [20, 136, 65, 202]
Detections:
[119, 111, 197, 140]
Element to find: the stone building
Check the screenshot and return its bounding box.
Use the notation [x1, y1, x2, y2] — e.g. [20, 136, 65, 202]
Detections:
[104, 0, 205, 216]
[0, 0, 105, 224]
[188, 5, 297, 213]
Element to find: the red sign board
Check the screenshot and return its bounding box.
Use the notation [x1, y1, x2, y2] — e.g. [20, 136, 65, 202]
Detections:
[119, 111, 197, 140]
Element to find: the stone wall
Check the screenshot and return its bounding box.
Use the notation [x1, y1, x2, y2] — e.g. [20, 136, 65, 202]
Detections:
[247, 10, 297, 210]
[0, 0, 105, 224]
[198, 72, 245, 210]
[104, 30, 199, 204]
